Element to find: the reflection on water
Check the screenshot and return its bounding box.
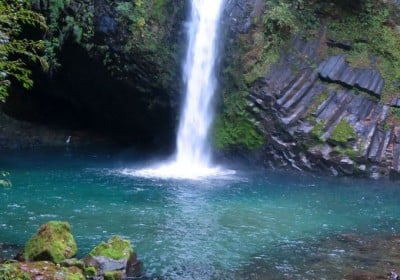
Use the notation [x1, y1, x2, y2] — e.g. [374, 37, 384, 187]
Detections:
[0, 150, 399, 279]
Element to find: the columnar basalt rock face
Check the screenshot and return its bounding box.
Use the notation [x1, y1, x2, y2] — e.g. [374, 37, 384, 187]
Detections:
[247, 33, 400, 179]
[318, 55, 384, 97]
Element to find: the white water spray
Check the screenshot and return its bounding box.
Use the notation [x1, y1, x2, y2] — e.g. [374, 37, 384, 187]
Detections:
[123, 0, 235, 179]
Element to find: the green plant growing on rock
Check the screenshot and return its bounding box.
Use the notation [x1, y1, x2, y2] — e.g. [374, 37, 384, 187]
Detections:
[84, 266, 97, 277]
[104, 270, 123, 280]
[311, 120, 325, 142]
[327, 0, 400, 102]
[216, 0, 323, 151]
[0, 263, 30, 280]
[329, 119, 356, 144]
[263, 0, 298, 36]
[213, 115, 265, 150]
[0, 0, 47, 101]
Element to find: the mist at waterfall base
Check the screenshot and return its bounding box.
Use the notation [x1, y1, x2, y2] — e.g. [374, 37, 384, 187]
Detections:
[125, 0, 231, 180]
[1, 150, 400, 279]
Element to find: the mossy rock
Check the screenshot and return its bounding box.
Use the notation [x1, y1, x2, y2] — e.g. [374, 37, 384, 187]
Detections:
[104, 270, 123, 280]
[88, 236, 133, 260]
[329, 119, 356, 145]
[64, 266, 85, 280]
[0, 263, 30, 280]
[23, 221, 77, 263]
[0, 262, 84, 280]
[84, 266, 97, 277]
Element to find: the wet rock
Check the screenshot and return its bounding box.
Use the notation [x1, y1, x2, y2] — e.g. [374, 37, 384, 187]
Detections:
[60, 258, 85, 269]
[391, 97, 400, 108]
[125, 252, 143, 278]
[327, 38, 353, 50]
[0, 261, 85, 280]
[388, 271, 400, 280]
[23, 221, 77, 263]
[339, 157, 355, 174]
[82, 236, 142, 277]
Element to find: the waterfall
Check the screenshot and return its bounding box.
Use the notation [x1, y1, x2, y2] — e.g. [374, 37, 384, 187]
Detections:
[126, 0, 234, 179]
[176, 0, 225, 167]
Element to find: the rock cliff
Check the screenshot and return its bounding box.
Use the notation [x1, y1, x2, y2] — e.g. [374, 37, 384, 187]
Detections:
[219, 0, 400, 179]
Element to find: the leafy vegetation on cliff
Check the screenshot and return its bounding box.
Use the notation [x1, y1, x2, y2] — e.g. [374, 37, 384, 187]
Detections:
[328, 0, 400, 103]
[214, 0, 317, 151]
[0, 0, 46, 102]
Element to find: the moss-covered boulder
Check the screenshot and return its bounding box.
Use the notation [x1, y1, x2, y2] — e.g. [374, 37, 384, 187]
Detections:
[83, 236, 141, 276]
[89, 236, 132, 260]
[23, 221, 77, 263]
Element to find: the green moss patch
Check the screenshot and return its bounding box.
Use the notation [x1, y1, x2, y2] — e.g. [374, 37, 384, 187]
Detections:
[0, 263, 30, 280]
[104, 270, 123, 280]
[327, 1, 400, 103]
[84, 266, 97, 277]
[310, 120, 325, 142]
[0, 261, 84, 280]
[89, 236, 133, 260]
[24, 221, 77, 263]
[329, 119, 356, 144]
[213, 114, 264, 151]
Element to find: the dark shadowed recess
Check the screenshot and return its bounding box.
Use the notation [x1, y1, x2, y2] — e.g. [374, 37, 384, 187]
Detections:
[3, 40, 176, 152]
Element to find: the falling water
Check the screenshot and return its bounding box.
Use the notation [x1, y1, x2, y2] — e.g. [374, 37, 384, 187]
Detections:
[176, 0, 225, 167]
[125, 0, 234, 179]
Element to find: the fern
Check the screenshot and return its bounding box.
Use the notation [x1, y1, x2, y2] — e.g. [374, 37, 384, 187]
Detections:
[0, 0, 47, 101]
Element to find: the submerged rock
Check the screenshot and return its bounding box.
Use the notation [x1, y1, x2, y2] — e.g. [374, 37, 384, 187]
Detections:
[23, 221, 77, 263]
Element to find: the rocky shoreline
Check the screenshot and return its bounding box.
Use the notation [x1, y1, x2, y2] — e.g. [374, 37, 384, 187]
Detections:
[0, 221, 142, 280]
[0, 112, 112, 150]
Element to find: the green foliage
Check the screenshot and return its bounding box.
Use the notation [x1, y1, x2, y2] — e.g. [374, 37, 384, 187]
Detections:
[329, 119, 356, 144]
[389, 107, 400, 123]
[311, 120, 325, 141]
[213, 115, 264, 150]
[0, 263, 30, 280]
[328, 0, 400, 102]
[34, 0, 94, 70]
[0, 0, 46, 101]
[84, 266, 97, 277]
[109, 0, 179, 86]
[104, 270, 123, 280]
[64, 268, 85, 280]
[263, 1, 298, 35]
[213, 90, 264, 150]
[216, 0, 322, 150]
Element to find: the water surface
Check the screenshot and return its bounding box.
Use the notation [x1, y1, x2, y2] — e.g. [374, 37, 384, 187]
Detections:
[1, 149, 399, 279]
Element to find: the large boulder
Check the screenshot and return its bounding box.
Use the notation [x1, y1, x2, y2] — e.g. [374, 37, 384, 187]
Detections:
[23, 221, 77, 263]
